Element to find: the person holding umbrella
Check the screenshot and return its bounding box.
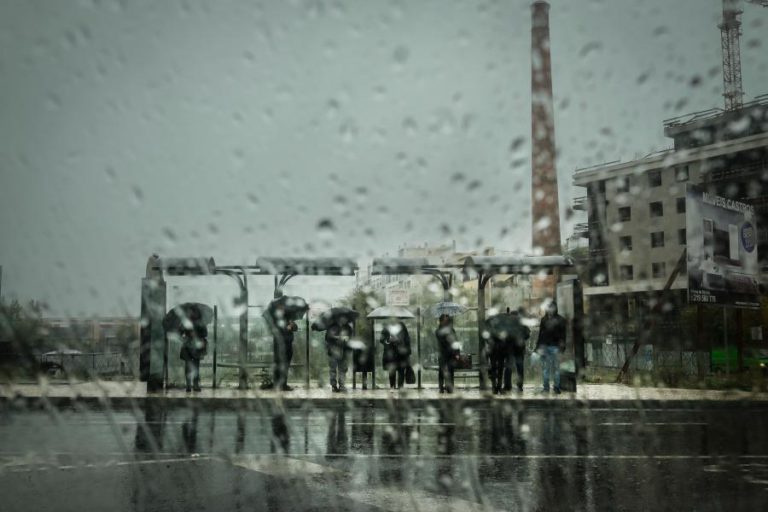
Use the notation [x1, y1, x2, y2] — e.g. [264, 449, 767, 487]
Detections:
[504, 308, 530, 393]
[325, 320, 352, 392]
[174, 305, 210, 392]
[265, 294, 308, 391]
[273, 314, 298, 391]
[435, 314, 458, 394]
[312, 308, 359, 393]
[380, 320, 411, 390]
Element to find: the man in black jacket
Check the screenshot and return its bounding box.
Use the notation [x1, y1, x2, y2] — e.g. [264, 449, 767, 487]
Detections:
[536, 301, 566, 394]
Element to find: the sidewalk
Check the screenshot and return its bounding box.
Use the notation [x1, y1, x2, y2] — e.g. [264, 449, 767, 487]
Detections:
[2, 380, 768, 408]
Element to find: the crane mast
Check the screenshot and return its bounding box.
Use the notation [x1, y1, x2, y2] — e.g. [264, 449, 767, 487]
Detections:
[720, 0, 768, 111]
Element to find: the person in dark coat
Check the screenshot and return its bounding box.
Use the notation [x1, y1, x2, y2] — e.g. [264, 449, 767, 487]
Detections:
[488, 330, 508, 394]
[326, 321, 352, 392]
[435, 314, 458, 394]
[536, 301, 567, 394]
[504, 308, 531, 393]
[380, 321, 411, 389]
[273, 319, 298, 391]
[179, 323, 207, 392]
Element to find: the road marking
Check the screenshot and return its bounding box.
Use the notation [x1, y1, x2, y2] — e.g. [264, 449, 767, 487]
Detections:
[599, 422, 708, 426]
[0, 456, 213, 473]
[230, 454, 342, 475]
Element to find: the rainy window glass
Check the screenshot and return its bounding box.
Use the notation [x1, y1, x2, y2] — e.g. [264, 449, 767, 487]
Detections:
[1, 0, 768, 510]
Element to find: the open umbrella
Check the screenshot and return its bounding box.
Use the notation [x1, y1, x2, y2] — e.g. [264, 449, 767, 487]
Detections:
[483, 313, 524, 343]
[264, 295, 309, 322]
[162, 302, 214, 332]
[431, 302, 467, 318]
[310, 307, 359, 331]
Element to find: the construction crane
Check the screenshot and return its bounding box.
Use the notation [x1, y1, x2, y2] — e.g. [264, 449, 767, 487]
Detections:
[720, 0, 768, 111]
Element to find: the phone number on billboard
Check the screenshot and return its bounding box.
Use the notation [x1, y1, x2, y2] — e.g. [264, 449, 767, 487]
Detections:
[690, 290, 717, 303]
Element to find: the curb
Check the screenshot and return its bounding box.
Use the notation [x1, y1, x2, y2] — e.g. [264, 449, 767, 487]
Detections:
[3, 394, 768, 411]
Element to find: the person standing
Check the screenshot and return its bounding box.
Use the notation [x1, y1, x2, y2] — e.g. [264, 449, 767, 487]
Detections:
[435, 314, 457, 394]
[380, 321, 411, 389]
[536, 302, 566, 394]
[488, 331, 508, 394]
[180, 323, 207, 392]
[504, 308, 531, 393]
[273, 319, 298, 391]
[326, 321, 351, 392]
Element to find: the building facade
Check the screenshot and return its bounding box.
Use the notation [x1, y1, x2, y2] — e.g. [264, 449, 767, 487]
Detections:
[572, 98, 768, 346]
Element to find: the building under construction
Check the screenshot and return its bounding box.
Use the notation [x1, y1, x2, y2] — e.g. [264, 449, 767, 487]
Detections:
[571, 96, 768, 369]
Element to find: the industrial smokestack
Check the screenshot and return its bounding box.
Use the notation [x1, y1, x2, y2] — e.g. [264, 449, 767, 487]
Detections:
[530, 0, 561, 255]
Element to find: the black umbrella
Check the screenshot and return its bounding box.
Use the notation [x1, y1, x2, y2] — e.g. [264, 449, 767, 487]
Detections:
[264, 295, 309, 323]
[483, 313, 523, 344]
[310, 307, 359, 331]
[162, 302, 213, 333]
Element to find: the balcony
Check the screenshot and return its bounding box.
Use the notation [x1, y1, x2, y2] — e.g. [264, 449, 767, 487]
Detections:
[572, 196, 587, 211]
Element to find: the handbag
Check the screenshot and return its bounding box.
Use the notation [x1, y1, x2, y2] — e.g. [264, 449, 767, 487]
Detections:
[405, 365, 416, 385]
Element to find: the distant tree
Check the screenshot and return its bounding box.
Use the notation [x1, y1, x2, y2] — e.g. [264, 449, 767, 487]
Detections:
[339, 286, 383, 343]
[0, 298, 49, 371]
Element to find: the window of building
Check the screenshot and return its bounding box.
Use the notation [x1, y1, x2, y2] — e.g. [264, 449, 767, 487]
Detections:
[618, 207, 631, 222]
[616, 177, 630, 193]
[619, 265, 634, 281]
[648, 170, 662, 187]
[676, 197, 686, 213]
[678, 228, 687, 245]
[619, 236, 632, 251]
[650, 201, 663, 217]
[598, 180, 606, 194]
[651, 231, 665, 248]
[676, 165, 689, 181]
[652, 262, 666, 278]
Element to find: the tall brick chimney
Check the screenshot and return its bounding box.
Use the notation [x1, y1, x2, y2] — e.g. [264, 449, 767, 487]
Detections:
[530, 0, 561, 255]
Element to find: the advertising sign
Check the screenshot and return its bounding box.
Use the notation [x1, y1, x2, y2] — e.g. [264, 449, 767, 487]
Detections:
[385, 288, 410, 307]
[686, 184, 759, 308]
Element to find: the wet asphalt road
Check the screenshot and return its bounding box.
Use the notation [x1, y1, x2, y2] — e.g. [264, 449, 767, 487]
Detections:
[1, 400, 768, 511]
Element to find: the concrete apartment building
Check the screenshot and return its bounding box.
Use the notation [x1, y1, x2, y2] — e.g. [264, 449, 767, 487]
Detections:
[572, 97, 768, 341]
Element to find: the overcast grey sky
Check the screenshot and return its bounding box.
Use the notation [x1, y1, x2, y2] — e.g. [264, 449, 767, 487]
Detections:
[1, 0, 767, 316]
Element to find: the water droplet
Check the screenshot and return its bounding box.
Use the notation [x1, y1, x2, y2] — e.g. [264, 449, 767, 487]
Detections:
[317, 218, 335, 239]
[392, 45, 410, 65]
[579, 41, 602, 58]
[162, 227, 177, 242]
[326, 99, 340, 118]
[402, 117, 418, 135]
[131, 185, 144, 203]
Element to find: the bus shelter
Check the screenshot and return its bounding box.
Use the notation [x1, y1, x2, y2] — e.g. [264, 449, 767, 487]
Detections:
[462, 255, 578, 389]
[368, 258, 466, 389]
[140, 255, 357, 391]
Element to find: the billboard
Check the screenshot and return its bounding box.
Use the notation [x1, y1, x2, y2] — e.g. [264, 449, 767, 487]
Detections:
[686, 184, 759, 308]
[385, 288, 410, 307]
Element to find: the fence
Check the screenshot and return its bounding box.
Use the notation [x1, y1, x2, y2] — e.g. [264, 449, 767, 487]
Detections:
[41, 352, 125, 376]
[585, 341, 708, 376]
